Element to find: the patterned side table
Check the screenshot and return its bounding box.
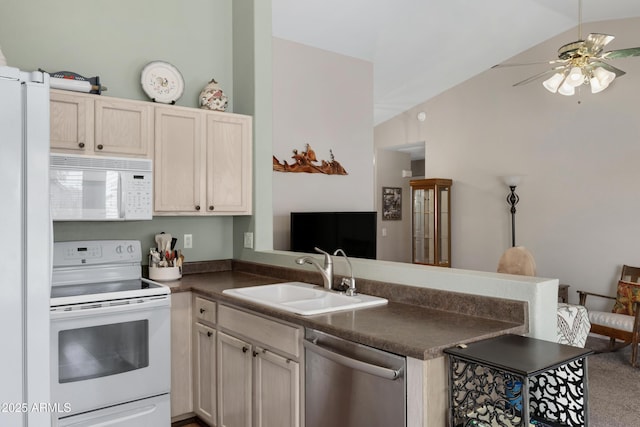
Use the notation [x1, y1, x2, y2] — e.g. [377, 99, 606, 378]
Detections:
[444, 334, 593, 427]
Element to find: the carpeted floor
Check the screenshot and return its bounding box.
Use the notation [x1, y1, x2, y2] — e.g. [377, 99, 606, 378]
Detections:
[586, 336, 640, 427]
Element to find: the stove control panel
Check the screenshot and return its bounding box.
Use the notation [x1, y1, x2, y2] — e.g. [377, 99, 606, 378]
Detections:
[53, 240, 142, 267]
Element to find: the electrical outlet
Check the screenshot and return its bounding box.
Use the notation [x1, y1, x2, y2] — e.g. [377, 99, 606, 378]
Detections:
[244, 232, 254, 249]
[184, 234, 193, 249]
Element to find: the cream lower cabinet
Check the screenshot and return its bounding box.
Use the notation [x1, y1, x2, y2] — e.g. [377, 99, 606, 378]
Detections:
[217, 304, 301, 427]
[194, 297, 218, 425]
[217, 332, 252, 427]
[171, 292, 193, 419]
[253, 344, 300, 427]
[154, 106, 252, 216]
[49, 89, 152, 158]
[195, 323, 217, 425]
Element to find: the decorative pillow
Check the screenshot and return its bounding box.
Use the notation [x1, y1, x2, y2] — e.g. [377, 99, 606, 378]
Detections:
[612, 280, 640, 315]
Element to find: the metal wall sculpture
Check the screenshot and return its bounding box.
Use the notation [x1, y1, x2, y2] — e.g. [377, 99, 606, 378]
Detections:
[273, 143, 348, 175]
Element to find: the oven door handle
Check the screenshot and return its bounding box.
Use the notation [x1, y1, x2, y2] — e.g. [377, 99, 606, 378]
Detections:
[50, 296, 169, 320]
[63, 401, 160, 426]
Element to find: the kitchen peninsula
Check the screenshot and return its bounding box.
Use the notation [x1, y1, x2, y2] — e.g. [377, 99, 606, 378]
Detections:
[164, 260, 528, 426]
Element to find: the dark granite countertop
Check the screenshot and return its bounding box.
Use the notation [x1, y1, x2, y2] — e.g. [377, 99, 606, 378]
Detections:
[162, 265, 527, 361]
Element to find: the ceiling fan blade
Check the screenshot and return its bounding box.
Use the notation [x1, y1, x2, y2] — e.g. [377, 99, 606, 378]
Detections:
[492, 59, 567, 69]
[512, 67, 566, 87]
[590, 60, 626, 78]
[584, 33, 616, 55]
[601, 47, 640, 60]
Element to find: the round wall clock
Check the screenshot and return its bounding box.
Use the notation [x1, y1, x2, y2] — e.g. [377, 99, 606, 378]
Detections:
[140, 61, 184, 104]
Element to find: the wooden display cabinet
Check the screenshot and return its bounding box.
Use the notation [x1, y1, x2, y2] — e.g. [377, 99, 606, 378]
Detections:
[410, 178, 452, 267]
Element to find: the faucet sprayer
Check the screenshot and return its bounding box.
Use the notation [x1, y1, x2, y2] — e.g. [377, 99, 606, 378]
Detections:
[333, 249, 357, 296]
[294, 247, 334, 290]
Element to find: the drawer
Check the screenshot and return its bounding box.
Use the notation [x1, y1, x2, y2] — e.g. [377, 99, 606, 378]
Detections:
[195, 297, 217, 324]
[218, 304, 301, 359]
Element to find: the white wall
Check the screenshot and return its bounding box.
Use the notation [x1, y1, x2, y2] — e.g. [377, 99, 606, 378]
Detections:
[272, 37, 375, 250]
[375, 17, 640, 306]
[375, 149, 412, 262]
[233, 2, 558, 343]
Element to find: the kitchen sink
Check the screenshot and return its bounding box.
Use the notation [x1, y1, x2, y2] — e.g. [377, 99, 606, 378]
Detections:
[222, 282, 388, 316]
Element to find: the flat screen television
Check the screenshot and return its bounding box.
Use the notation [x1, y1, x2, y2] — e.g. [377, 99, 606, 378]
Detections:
[290, 211, 377, 259]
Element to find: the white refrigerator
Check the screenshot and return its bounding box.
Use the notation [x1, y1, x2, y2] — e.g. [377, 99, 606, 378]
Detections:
[0, 66, 52, 426]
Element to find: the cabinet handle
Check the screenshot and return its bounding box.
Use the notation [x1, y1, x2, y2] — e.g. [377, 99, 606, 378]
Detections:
[208, 205, 214, 211]
[200, 308, 206, 314]
[207, 331, 213, 337]
[242, 346, 249, 353]
[78, 142, 85, 148]
[252, 351, 258, 357]
[195, 205, 201, 211]
[96, 144, 104, 150]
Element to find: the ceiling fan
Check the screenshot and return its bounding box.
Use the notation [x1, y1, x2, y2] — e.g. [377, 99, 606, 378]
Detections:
[494, 0, 640, 95]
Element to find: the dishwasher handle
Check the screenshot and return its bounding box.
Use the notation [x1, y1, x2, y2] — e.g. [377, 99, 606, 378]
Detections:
[304, 338, 403, 380]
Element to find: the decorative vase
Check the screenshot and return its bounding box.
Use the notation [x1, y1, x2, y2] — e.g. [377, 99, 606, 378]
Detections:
[199, 78, 228, 111]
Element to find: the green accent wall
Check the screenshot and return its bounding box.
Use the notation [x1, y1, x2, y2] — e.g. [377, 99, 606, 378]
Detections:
[0, 0, 233, 110]
[0, 0, 237, 262]
[54, 217, 233, 264]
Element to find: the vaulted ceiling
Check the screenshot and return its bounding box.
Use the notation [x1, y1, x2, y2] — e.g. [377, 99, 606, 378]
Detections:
[272, 0, 640, 125]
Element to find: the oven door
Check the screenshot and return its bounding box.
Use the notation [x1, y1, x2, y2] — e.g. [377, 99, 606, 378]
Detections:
[50, 296, 170, 416]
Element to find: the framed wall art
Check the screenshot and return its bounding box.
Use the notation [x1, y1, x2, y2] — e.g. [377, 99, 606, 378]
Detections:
[382, 187, 402, 220]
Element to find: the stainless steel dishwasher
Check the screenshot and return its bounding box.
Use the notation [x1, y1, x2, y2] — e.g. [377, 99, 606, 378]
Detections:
[304, 329, 406, 427]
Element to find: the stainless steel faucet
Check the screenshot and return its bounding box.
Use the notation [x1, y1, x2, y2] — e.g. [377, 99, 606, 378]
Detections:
[295, 247, 333, 290]
[333, 249, 356, 296]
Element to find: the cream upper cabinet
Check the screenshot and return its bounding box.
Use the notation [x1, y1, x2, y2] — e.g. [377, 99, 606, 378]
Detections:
[50, 90, 152, 158]
[154, 106, 252, 216]
[50, 90, 94, 152]
[153, 106, 204, 213]
[94, 98, 152, 157]
[50, 90, 253, 216]
[205, 114, 252, 214]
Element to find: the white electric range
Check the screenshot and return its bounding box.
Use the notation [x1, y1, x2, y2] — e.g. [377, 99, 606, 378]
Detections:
[50, 240, 171, 426]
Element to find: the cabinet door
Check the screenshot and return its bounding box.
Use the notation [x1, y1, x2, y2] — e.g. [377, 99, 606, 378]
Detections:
[205, 114, 252, 214]
[50, 90, 93, 152]
[194, 323, 217, 426]
[154, 107, 204, 213]
[95, 98, 152, 158]
[170, 292, 193, 418]
[254, 347, 300, 427]
[217, 332, 252, 427]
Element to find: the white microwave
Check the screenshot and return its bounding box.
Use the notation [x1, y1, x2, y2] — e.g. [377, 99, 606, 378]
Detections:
[50, 154, 153, 221]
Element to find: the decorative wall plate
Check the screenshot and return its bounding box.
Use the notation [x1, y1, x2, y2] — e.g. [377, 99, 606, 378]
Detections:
[140, 61, 184, 104]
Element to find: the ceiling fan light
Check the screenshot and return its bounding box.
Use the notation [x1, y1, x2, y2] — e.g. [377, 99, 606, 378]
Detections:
[593, 66, 616, 86]
[543, 72, 565, 93]
[566, 66, 585, 87]
[590, 76, 608, 93]
[558, 81, 576, 96]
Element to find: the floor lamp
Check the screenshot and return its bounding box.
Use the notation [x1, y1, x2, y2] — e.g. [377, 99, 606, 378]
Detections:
[503, 176, 522, 247]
